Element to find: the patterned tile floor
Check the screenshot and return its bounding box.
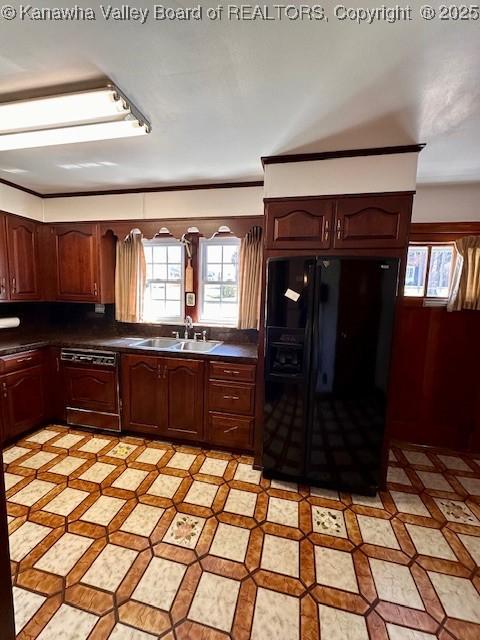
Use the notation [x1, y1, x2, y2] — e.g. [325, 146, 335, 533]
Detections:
[3, 425, 480, 639]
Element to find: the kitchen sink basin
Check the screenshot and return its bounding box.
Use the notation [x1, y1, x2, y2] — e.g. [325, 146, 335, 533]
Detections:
[135, 337, 181, 349]
[170, 340, 223, 354]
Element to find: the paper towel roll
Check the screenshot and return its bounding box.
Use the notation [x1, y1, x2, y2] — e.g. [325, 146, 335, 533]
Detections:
[0, 317, 20, 329]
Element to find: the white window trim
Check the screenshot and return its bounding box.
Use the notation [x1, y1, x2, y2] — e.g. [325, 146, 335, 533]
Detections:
[199, 236, 240, 327]
[404, 242, 456, 304]
[143, 237, 185, 324]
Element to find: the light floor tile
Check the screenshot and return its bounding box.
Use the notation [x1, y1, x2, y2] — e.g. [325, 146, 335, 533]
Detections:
[4, 472, 23, 490]
[82, 544, 138, 592]
[437, 454, 471, 472]
[311, 487, 340, 500]
[312, 506, 346, 537]
[108, 623, 156, 640]
[370, 558, 424, 610]
[51, 433, 85, 449]
[3, 446, 30, 463]
[270, 479, 298, 492]
[199, 457, 228, 477]
[25, 429, 59, 444]
[13, 586, 46, 633]
[403, 450, 433, 467]
[9, 521, 51, 561]
[391, 491, 430, 517]
[78, 437, 111, 453]
[166, 451, 196, 470]
[318, 604, 368, 640]
[267, 496, 299, 527]
[458, 533, 480, 564]
[111, 468, 148, 491]
[120, 504, 164, 536]
[386, 623, 436, 639]
[357, 515, 400, 549]
[352, 493, 384, 509]
[225, 488, 257, 517]
[163, 513, 206, 548]
[251, 587, 299, 640]
[135, 447, 166, 465]
[234, 462, 261, 484]
[428, 571, 480, 623]
[80, 495, 126, 526]
[20, 451, 58, 469]
[34, 533, 94, 575]
[133, 556, 186, 610]
[387, 467, 412, 485]
[314, 546, 359, 593]
[37, 604, 97, 640]
[188, 572, 240, 633]
[209, 523, 250, 562]
[184, 480, 218, 507]
[416, 470, 452, 492]
[10, 479, 56, 506]
[389, 450, 397, 462]
[261, 534, 299, 577]
[79, 461, 116, 483]
[405, 524, 455, 560]
[457, 475, 480, 496]
[48, 456, 86, 476]
[147, 473, 182, 498]
[43, 487, 89, 516]
[107, 442, 138, 459]
[434, 498, 480, 526]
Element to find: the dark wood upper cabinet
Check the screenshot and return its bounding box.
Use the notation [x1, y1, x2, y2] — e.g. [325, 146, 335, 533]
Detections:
[5, 216, 40, 300]
[0, 214, 9, 301]
[163, 357, 204, 441]
[333, 194, 412, 249]
[53, 224, 100, 301]
[121, 354, 166, 434]
[265, 199, 333, 249]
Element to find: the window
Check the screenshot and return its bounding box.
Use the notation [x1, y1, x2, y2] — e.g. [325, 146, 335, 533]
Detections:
[200, 237, 240, 325]
[143, 238, 184, 322]
[404, 243, 455, 300]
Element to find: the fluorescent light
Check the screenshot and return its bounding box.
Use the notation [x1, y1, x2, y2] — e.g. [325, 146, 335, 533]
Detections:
[0, 88, 129, 133]
[0, 84, 150, 150]
[0, 120, 148, 151]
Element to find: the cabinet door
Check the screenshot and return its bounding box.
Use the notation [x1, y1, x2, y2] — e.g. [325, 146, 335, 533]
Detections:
[54, 224, 99, 301]
[265, 199, 333, 249]
[2, 365, 46, 440]
[334, 195, 412, 249]
[0, 215, 9, 301]
[121, 355, 165, 434]
[63, 365, 117, 413]
[6, 217, 40, 300]
[163, 357, 204, 440]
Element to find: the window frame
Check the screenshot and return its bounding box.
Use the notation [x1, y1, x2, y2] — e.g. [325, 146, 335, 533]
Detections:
[404, 241, 456, 304]
[198, 235, 241, 327]
[143, 236, 185, 324]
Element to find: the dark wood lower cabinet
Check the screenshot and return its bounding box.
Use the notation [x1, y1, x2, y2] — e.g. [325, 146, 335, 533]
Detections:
[164, 358, 204, 440]
[121, 355, 165, 434]
[1, 364, 46, 440]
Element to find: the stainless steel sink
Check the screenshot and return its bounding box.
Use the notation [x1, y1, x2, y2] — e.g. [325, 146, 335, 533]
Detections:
[135, 337, 181, 349]
[170, 340, 222, 354]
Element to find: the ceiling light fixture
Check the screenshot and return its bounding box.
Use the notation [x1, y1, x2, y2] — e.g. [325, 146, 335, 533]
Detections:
[0, 84, 151, 151]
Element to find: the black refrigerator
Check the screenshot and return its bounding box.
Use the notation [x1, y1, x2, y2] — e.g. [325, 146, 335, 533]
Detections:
[263, 255, 399, 495]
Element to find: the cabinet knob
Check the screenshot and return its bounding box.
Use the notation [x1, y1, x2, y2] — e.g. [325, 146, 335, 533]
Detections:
[2, 382, 7, 398]
[223, 426, 239, 434]
[93, 282, 98, 296]
[223, 395, 239, 400]
[11, 277, 16, 294]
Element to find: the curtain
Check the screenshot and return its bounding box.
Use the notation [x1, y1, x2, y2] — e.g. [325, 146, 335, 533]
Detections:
[115, 232, 146, 322]
[238, 226, 263, 329]
[447, 235, 480, 311]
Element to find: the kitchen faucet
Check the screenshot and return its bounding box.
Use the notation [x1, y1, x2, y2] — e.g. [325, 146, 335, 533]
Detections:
[184, 315, 193, 339]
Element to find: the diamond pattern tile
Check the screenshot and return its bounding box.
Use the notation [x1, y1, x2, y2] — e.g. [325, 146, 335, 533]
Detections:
[4, 427, 480, 639]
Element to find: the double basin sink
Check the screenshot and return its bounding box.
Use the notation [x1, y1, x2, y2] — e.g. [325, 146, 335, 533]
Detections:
[133, 337, 222, 354]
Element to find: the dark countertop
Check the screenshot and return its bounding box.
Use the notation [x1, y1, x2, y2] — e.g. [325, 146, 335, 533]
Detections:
[0, 334, 258, 362]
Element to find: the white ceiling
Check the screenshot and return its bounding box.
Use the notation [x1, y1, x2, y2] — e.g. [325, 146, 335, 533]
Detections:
[1, 2, 480, 193]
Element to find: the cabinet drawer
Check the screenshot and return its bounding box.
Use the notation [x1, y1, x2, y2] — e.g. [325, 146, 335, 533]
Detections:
[209, 361, 256, 383]
[208, 381, 255, 416]
[208, 412, 254, 449]
[0, 349, 44, 374]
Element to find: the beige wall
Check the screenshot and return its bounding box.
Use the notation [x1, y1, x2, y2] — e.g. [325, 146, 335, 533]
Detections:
[412, 183, 480, 222]
[0, 182, 43, 221]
